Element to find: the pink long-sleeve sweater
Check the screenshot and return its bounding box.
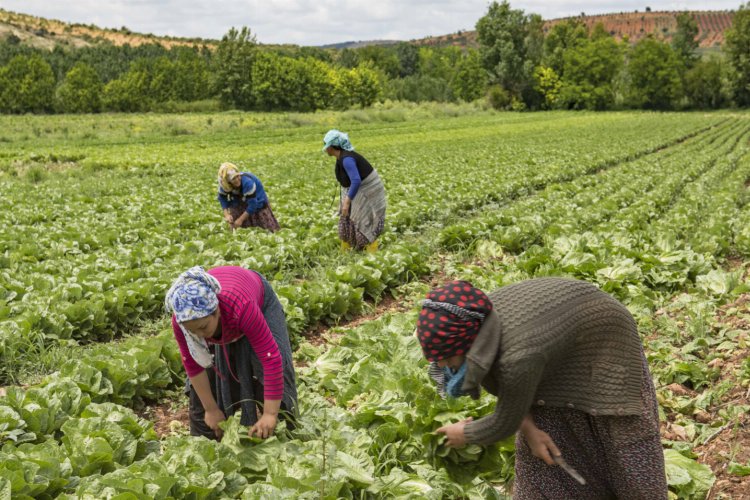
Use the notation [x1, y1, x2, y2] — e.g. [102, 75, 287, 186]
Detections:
[171, 266, 283, 400]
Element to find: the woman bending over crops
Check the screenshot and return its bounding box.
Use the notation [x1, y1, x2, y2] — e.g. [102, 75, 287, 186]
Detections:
[417, 278, 667, 499]
[217, 162, 280, 232]
[165, 266, 297, 440]
[322, 130, 386, 252]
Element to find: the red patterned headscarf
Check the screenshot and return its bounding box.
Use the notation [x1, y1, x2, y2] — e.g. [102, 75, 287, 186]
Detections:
[416, 280, 493, 362]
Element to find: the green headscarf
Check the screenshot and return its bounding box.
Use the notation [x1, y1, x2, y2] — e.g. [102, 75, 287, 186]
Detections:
[322, 129, 354, 152]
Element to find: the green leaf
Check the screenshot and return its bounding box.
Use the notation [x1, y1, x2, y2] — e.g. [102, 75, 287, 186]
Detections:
[664, 449, 715, 498]
[334, 450, 374, 486]
[728, 461, 750, 477]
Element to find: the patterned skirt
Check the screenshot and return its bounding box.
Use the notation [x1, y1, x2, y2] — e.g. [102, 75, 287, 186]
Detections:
[227, 202, 280, 232]
[338, 170, 386, 249]
[513, 357, 667, 499]
[338, 214, 385, 250]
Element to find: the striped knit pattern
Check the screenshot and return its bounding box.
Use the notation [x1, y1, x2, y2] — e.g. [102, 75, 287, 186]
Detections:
[172, 266, 284, 400]
[464, 278, 645, 446]
[428, 361, 446, 397]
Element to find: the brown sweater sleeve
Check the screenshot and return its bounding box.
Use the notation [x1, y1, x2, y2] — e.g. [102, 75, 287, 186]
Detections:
[463, 354, 545, 446]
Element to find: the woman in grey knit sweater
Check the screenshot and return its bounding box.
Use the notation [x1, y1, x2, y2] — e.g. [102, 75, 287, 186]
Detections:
[417, 278, 667, 499]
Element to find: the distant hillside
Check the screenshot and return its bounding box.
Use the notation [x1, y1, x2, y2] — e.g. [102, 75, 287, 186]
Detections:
[0, 8, 737, 52]
[415, 10, 735, 49]
[0, 8, 215, 50]
[318, 40, 401, 50]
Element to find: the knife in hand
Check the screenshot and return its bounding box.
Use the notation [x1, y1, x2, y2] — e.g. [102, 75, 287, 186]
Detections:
[554, 455, 587, 485]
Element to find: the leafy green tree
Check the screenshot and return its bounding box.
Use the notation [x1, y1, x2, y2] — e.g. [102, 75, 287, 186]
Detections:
[171, 50, 211, 101]
[386, 74, 453, 102]
[533, 66, 561, 109]
[486, 84, 511, 110]
[337, 48, 359, 69]
[355, 46, 400, 78]
[296, 46, 333, 63]
[418, 46, 462, 81]
[101, 67, 151, 112]
[298, 57, 335, 110]
[724, 3, 750, 106]
[475, 0, 544, 107]
[0, 40, 37, 68]
[559, 35, 624, 110]
[250, 51, 286, 110]
[672, 12, 699, 68]
[542, 19, 588, 76]
[626, 37, 683, 110]
[0, 54, 55, 113]
[252, 52, 334, 111]
[383, 46, 468, 103]
[395, 42, 420, 77]
[684, 57, 729, 109]
[589, 22, 611, 41]
[453, 49, 487, 101]
[55, 61, 102, 113]
[149, 57, 177, 102]
[213, 26, 257, 109]
[332, 64, 381, 108]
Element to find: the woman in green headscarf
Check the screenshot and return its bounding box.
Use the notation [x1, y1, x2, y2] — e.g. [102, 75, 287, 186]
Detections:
[322, 129, 386, 252]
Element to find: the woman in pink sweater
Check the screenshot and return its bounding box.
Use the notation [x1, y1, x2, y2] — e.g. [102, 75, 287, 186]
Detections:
[165, 266, 297, 440]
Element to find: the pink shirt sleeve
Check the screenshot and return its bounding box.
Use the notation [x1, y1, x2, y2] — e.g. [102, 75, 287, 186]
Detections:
[238, 299, 284, 401]
[172, 316, 205, 377]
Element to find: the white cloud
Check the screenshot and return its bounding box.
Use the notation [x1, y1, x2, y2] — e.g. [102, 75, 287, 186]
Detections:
[0, 0, 741, 45]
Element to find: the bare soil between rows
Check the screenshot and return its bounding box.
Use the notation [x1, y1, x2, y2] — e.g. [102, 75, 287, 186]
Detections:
[657, 291, 750, 500]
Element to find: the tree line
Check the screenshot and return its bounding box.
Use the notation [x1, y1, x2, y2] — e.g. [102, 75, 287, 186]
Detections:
[0, 25, 485, 114]
[0, 1, 748, 114]
[478, 1, 749, 110]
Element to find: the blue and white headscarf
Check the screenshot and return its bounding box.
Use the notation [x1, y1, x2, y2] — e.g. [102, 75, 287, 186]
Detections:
[322, 129, 354, 152]
[164, 266, 222, 368]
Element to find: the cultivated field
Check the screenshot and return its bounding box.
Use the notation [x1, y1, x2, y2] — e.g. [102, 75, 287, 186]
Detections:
[0, 106, 748, 498]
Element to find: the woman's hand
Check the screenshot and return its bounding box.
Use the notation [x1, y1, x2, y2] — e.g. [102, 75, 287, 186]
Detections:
[224, 214, 234, 224]
[520, 415, 561, 465]
[233, 214, 249, 229]
[249, 413, 278, 439]
[204, 408, 226, 439]
[436, 417, 472, 448]
[341, 197, 351, 217]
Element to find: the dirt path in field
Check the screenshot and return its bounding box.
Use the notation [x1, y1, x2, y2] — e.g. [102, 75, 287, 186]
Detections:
[696, 293, 750, 500]
[299, 254, 454, 348]
[657, 288, 750, 499]
[300, 293, 411, 348]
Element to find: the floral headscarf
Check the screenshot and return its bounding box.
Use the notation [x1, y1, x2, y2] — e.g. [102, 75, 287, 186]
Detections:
[164, 266, 222, 368]
[218, 162, 241, 193]
[322, 129, 354, 152]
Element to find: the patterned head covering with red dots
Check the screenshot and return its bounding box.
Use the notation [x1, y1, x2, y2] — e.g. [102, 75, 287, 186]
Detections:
[416, 280, 493, 362]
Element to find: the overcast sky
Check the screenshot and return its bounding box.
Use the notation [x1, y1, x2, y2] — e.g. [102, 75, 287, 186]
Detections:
[0, 1, 742, 46]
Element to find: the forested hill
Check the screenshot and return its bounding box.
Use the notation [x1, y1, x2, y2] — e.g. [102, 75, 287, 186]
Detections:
[0, 7, 737, 50]
[415, 10, 735, 49]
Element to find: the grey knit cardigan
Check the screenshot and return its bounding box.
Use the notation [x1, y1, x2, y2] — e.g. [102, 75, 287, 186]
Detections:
[462, 278, 646, 446]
